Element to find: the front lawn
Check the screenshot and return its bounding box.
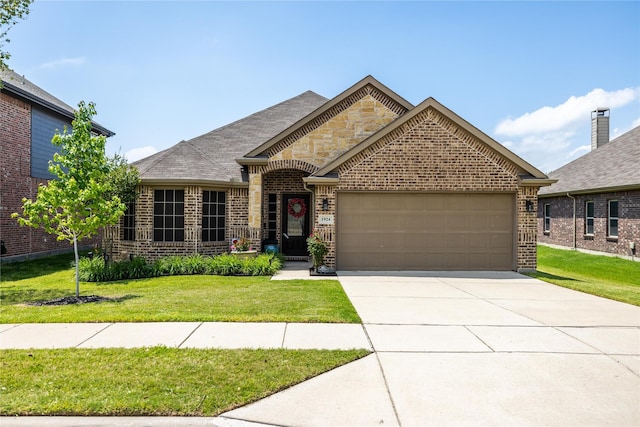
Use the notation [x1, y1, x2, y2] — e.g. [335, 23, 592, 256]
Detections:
[528, 245, 640, 306]
[0, 253, 361, 323]
[0, 347, 370, 416]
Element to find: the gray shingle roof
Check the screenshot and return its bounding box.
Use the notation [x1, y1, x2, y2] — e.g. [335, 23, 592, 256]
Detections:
[0, 68, 114, 137]
[134, 90, 328, 183]
[539, 126, 640, 196]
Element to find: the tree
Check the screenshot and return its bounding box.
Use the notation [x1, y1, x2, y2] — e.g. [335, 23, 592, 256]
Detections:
[102, 152, 140, 259]
[0, 0, 32, 73]
[13, 101, 126, 297]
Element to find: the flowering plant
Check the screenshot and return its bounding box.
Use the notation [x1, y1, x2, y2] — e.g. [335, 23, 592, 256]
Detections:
[287, 198, 307, 219]
[231, 237, 252, 252]
[306, 231, 328, 268]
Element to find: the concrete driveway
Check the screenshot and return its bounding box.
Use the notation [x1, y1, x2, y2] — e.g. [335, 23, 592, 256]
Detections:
[225, 271, 640, 426]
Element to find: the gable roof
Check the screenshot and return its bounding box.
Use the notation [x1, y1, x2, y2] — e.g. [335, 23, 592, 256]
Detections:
[242, 75, 413, 159]
[134, 90, 328, 184]
[538, 126, 640, 196]
[312, 96, 549, 181]
[0, 68, 115, 137]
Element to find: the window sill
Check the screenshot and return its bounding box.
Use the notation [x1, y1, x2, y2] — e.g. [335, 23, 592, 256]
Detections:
[583, 234, 594, 240]
[543, 231, 550, 236]
[606, 236, 619, 242]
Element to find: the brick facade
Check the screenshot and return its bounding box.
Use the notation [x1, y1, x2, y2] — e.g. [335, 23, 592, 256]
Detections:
[538, 190, 640, 259]
[1, 92, 99, 261]
[116, 78, 548, 271]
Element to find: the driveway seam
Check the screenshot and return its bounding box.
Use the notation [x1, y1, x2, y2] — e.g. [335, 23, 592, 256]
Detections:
[372, 351, 403, 427]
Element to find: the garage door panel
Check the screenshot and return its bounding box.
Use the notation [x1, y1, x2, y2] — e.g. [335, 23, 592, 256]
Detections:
[337, 193, 514, 271]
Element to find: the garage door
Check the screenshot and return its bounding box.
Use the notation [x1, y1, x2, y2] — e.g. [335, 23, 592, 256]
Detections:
[336, 193, 514, 271]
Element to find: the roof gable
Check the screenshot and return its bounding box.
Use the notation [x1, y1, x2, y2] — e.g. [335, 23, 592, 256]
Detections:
[243, 75, 413, 159]
[314, 97, 548, 180]
[539, 126, 640, 196]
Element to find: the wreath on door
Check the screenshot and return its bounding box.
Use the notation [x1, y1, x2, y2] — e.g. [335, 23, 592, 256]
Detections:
[287, 198, 307, 219]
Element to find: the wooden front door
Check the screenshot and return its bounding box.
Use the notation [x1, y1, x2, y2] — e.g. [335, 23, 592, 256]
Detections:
[281, 194, 310, 256]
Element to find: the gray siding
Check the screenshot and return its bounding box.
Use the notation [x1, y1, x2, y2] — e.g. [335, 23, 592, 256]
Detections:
[31, 107, 70, 179]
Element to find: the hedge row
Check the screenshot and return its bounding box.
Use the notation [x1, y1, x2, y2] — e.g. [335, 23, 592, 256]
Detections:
[78, 253, 283, 282]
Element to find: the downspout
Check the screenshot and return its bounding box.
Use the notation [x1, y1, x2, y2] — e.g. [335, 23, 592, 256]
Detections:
[567, 193, 576, 250]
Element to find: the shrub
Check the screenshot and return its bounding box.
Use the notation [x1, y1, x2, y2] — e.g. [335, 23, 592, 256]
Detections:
[78, 255, 156, 282]
[79, 253, 283, 282]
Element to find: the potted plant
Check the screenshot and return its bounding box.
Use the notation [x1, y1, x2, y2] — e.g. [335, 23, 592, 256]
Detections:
[230, 237, 257, 259]
[306, 231, 328, 273]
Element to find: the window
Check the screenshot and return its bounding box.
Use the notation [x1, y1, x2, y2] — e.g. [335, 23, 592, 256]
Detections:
[202, 191, 226, 242]
[543, 204, 551, 232]
[608, 200, 618, 237]
[122, 202, 135, 241]
[266, 194, 277, 240]
[585, 201, 594, 235]
[153, 189, 184, 242]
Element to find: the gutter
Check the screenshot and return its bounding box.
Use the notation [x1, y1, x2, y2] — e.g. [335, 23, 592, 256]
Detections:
[567, 193, 576, 250]
[2, 81, 115, 137]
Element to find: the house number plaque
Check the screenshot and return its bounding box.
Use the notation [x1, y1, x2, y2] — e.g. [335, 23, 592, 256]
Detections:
[317, 214, 335, 225]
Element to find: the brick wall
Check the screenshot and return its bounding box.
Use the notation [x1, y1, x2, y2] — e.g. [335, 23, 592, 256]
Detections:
[1, 92, 99, 261]
[112, 185, 231, 262]
[538, 190, 640, 258]
[330, 106, 540, 271]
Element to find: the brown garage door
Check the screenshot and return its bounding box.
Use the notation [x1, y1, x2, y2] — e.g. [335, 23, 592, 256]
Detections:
[336, 193, 514, 271]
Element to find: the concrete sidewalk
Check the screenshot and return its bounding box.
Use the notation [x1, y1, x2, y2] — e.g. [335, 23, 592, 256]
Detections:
[2, 269, 640, 426]
[0, 321, 370, 350]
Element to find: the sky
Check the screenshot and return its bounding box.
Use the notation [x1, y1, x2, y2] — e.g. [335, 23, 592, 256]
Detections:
[5, 0, 640, 173]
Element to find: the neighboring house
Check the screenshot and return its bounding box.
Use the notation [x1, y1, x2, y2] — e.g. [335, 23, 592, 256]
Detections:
[538, 116, 640, 260]
[0, 69, 114, 261]
[109, 76, 552, 271]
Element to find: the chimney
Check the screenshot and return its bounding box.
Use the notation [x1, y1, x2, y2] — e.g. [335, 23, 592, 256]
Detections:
[591, 108, 610, 150]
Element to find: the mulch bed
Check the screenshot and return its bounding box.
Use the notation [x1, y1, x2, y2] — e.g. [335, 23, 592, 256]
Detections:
[29, 295, 113, 306]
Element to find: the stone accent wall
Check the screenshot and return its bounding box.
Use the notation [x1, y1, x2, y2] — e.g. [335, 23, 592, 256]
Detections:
[270, 94, 401, 168]
[538, 190, 640, 258]
[1, 92, 99, 261]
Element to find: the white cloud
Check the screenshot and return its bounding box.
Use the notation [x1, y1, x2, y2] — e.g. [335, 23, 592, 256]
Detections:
[40, 57, 86, 70]
[493, 87, 640, 173]
[125, 146, 158, 163]
[632, 117, 640, 128]
[495, 87, 640, 136]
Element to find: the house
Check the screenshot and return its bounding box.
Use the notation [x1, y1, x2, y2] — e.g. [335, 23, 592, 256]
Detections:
[109, 76, 552, 271]
[538, 112, 640, 260]
[0, 69, 114, 261]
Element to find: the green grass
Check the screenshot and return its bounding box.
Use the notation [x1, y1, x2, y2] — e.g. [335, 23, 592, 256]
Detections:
[527, 245, 640, 306]
[0, 347, 370, 416]
[0, 253, 361, 323]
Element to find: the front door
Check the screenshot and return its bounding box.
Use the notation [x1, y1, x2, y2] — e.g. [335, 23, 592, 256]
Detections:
[281, 194, 310, 256]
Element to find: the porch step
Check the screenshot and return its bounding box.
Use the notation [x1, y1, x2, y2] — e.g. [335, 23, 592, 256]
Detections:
[284, 256, 309, 262]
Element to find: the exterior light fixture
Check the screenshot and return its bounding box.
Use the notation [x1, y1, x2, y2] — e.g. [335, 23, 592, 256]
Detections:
[322, 198, 329, 211]
[525, 200, 534, 213]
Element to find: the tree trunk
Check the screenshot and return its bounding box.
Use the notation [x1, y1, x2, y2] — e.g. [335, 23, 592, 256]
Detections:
[73, 234, 80, 298]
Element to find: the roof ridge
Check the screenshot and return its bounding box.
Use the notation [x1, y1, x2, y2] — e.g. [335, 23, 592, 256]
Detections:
[189, 90, 327, 141]
[183, 139, 236, 179]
